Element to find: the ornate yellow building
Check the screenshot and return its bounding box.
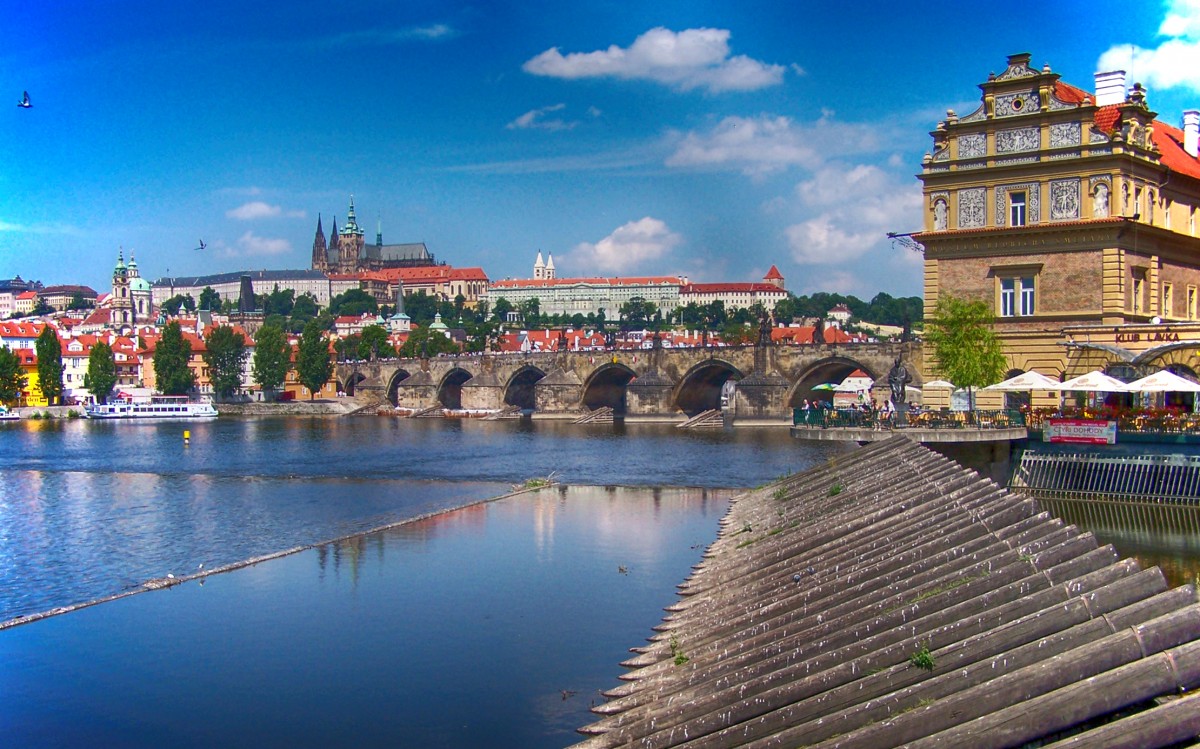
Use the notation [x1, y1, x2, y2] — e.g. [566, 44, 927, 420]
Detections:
[915, 53, 1200, 405]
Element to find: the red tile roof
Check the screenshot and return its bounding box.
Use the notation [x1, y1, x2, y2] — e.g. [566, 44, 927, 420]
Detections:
[1152, 120, 1200, 181]
[491, 276, 684, 289]
[681, 283, 785, 293]
[448, 267, 489, 281]
[764, 265, 784, 280]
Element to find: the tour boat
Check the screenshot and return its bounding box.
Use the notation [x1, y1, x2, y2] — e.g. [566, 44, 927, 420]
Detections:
[0, 405, 19, 421]
[84, 395, 218, 420]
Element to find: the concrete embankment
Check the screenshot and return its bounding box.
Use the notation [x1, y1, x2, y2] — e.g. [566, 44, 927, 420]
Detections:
[215, 398, 369, 416]
[575, 435, 1200, 748]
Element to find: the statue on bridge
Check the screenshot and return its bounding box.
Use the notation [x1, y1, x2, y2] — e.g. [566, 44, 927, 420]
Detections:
[888, 355, 912, 409]
[813, 317, 825, 345]
[758, 310, 774, 347]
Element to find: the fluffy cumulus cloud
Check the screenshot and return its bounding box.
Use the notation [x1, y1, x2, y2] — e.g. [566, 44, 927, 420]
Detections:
[233, 231, 291, 257]
[507, 103, 576, 131]
[1098, 0, 1200, 94]
[785, 164, 922, 266]
[523, 27, 786, 93]
[666, 114, 880, 176]
[563, 217, 682, 274]
[226, 201, 305, 220]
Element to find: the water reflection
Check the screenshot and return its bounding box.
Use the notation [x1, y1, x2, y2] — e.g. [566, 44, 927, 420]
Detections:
[0, 486, 734, 749]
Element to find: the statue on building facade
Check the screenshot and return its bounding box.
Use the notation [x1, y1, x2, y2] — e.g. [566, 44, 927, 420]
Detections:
[1093, 183, 1109, 218]
[933, 199, 948, 230]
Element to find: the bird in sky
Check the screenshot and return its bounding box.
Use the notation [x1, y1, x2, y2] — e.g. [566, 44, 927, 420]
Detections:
[194, 239, 206, 251]
[17, 91, 31, 108]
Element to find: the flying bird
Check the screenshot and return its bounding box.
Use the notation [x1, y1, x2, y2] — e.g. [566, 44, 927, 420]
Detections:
[194, 239, 206, 251]
[17, 91, 31, 108]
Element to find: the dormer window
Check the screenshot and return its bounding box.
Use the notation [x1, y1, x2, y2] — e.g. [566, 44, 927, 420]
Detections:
[1009, 191, 1027, 226]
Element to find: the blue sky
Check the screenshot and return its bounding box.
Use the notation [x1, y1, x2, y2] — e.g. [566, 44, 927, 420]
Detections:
[2, 0, 1198, 299]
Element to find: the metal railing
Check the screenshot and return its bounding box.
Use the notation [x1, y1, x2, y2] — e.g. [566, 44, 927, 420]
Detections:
[1010, 451, 1200, 505]
[792, 408, 1026, 430]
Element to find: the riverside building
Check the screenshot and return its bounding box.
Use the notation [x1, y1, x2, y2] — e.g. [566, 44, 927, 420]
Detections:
[914, 53, 1200, 404]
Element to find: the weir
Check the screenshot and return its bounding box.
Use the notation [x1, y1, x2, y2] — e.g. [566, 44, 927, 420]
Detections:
[574, 436, 1200, 748]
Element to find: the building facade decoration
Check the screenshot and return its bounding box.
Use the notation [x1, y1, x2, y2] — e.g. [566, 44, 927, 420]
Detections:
[958, 187, 986, 228]
[996, 126, 1040, 153]
[1049, 178, 1081, 221]
[914, 52, 1200, 408]
[958, 133, 986, 159]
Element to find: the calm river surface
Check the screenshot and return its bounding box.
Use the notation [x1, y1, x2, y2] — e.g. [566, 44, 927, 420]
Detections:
[0, 416, 849, 748]
[2, 417, 1196, 748]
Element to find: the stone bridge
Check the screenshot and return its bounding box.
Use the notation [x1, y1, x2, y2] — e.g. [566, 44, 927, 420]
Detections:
[336, 341, 922, 421]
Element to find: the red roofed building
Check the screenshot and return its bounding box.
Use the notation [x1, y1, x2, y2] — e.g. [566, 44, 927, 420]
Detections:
[915, 53, 1200, 403]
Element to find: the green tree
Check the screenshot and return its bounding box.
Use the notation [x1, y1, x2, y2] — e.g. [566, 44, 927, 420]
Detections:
[198, 286, 221, 311]
[619, 297, 657, 330]
[0, 348, 26, 405]
[154, 320, 196, 395]
[162, 294, 196, 315]
[517, 297, 541, 328]
[491, 297, 513, 323]
[204, 325, 248, 398]
[263, 285, 295, 317]
[924, 294, 1007, 409]
[358, 325, 395, 360]
[296, 320, 334, 400]
[773, 296, 799, 325]
[251, 324, 291, 396]
[35, 325, 64, 405]
[334, 334, 361, 361]
[83, 341, 118, 404]
[289, 293, 319, 333]
[404, 290, 439, 325]
[67, 292, 94, 311]
[31, 297, 53, 316]
[720, 321, 755, 345]
[398, 325, 460, 358]
[328, 288, 377, 317]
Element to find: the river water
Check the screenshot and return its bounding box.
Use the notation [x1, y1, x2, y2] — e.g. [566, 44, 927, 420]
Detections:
[1, 417, 1196, 748]
[0, 417, 851, 748]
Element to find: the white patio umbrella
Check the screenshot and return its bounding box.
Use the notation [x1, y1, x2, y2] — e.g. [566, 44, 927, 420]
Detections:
[923, 379, 956, 389]
[1126, 369, 1200, 393]
[982, 370, 1062, 391]
[1057, 370, 1131, 392]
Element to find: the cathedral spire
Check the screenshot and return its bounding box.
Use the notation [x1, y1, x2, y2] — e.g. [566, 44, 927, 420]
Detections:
[311, 213, 328, 271]
[376, 214, 382, 247]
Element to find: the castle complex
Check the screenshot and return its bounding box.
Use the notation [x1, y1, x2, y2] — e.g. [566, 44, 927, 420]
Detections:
[311, 197, 437, 275]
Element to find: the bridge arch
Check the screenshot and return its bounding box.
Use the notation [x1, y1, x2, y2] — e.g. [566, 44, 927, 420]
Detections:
[437, 367, 473, 410]
[673, 359, 744, 416]
[343, 372, 367, 397]
[386, 369, 414, 407]
[582, 363, 637, 414]
[786, 356, 880, 408]
[504, 365, 546, 411]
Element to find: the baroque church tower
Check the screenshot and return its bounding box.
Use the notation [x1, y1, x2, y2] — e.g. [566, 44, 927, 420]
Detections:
[111, 248, 133, 327]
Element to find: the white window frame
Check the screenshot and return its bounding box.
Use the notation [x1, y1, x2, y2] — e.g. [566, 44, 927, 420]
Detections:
[1009, 191, 1027, 226]
[1000, 278, 1016, 317]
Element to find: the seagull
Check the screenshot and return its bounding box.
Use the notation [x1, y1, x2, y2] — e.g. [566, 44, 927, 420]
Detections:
[194, 239, 206, 251]
[17, 91, 31, 108]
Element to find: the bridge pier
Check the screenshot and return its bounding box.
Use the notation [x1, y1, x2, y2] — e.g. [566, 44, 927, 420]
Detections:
[534, 368, 585, 415]
[396, 371, 439, 411]
[627, 369, 677, 418]
[461, 372, 504, 411]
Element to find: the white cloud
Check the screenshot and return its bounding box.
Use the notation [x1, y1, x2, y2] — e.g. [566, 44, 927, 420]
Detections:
[1098, 0, 1200, 94]
[327, 24, 457, 47]
[563, 217, 682, 274]
[666, 114, 879, 176]
[523, 27, 786, 93]
[785, 164, 922, 266]
[0, 219, 84, 236]
[232, 231, 292, 257]
[226, 201, 305, 220]
[507, 103, 576, 131]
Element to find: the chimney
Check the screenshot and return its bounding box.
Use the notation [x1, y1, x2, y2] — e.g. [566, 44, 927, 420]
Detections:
[1184, 110, 1200, 158]
[1094, 70, 1127, 106]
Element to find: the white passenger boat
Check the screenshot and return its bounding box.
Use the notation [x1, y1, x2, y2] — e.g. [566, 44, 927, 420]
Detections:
[0, 405, 19, 421]
[84, 395, 218, 419]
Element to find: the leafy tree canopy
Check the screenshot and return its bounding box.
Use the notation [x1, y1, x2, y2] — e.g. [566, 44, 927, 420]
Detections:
[198, 286, 221, 311]
[154, 320, 196, 395]
[358, 325, 396, 360]
[35, 325, 64, 405]
[398, 325, 459, 358]
[296, 320, 334, 400]
[84, 341, 118, 404]
[0, 347, 26, 404]
[162, 294, 197, 315]
[924, 294, 1007, 408]
[203, 325, 248, 398]
[251, 324, 291, 393]
[328, 288, 377, 317]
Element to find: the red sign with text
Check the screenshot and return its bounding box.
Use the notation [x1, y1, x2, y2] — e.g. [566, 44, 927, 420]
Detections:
[1044, 418, 1117, 445]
